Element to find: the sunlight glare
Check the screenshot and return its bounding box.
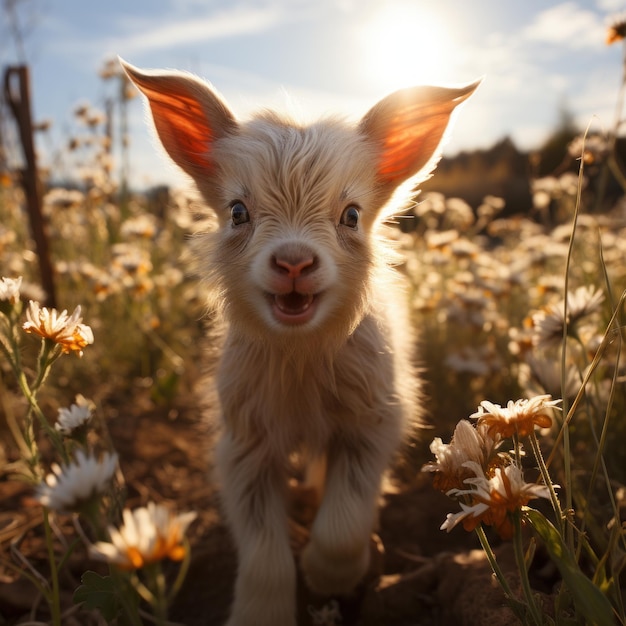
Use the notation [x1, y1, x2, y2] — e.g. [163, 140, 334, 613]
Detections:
[357, 4, 458, 91]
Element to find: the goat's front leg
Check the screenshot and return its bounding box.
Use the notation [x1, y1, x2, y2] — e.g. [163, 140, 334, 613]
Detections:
[216, 433, 296, 626]
[300, 432, 392, 596]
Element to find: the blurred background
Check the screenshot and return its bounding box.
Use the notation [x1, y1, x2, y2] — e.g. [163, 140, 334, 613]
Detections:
[1, 0, 625, 190]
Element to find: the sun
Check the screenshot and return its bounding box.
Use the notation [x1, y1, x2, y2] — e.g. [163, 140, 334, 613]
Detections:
[357, 4, 457, 91]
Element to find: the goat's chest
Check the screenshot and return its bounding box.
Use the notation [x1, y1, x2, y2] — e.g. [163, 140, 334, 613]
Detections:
[217, 332, 394, 450]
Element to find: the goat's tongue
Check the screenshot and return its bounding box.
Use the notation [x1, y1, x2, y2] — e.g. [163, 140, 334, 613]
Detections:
[274, 292, 313, 315]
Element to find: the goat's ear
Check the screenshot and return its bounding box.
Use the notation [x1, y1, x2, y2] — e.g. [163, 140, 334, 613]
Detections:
[120, 58, 237, 180]
[359, 80, 480, 188]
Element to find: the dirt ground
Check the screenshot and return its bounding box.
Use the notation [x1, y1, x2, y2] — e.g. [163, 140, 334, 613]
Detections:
[0, 398, 536, 626]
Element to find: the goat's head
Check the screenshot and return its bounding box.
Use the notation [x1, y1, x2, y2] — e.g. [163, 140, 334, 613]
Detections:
[121, 59, 479, 341]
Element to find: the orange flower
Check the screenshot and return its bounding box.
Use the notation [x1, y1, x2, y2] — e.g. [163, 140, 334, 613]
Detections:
[441, 462, 554, 539]
[470, 395, 560, 439]
[607, 15, 626, 44]
[22, 301, 94, 357]
[89, 503, 197, 570]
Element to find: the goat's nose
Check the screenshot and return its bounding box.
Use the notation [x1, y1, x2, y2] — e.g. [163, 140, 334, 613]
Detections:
[272, 254, 316, 278]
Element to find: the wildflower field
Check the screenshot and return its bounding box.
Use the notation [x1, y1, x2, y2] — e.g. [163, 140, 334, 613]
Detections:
[2, 37, 626, 626]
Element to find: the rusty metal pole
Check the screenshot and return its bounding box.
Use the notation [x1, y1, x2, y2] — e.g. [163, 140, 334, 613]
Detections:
[4, 65, 56, 308]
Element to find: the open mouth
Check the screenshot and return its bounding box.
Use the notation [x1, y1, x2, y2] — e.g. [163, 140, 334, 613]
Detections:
[272, 292, 317, 325]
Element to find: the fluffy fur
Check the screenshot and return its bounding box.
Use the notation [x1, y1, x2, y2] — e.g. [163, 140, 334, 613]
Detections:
[121, 58, 478, 626]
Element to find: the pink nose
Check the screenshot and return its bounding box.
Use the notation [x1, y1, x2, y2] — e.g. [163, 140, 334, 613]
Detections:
[272, 255, 316, 278]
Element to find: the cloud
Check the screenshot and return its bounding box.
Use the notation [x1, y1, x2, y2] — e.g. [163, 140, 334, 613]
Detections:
[596, 0, 625, 13]
[112, 5, 284, 54]
[521, 2, 605, 49]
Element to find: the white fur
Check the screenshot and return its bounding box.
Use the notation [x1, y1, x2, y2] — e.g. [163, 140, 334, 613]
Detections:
[121, 58, 478, 626]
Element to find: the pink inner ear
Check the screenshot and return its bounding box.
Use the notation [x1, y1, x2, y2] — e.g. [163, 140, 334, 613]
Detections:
[141, 85, 216, 170]
[360, 83, 480, 188]
[377, 107, 452, 185]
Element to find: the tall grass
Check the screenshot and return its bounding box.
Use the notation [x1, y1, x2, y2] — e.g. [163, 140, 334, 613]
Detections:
[420, 30, 626, 623]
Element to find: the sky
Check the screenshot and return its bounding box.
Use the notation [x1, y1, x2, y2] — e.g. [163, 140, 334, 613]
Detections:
[2, 0, 626, 189]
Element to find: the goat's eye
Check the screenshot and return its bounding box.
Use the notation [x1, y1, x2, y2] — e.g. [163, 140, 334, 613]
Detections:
[230, 201, 250, 226]
[340, 205, 360, 229]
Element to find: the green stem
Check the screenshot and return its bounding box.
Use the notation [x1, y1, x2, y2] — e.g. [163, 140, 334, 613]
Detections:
[14, 371, 42, 478]
[512, 511, 543, 626]
[167, 538, 192, 602]
[145, 563, 169, 625]
[43, 508, 62, 626]
[33, 340, 54, 392]
[512, 432, 522, 466]
[559, 122, 589, 555]
[529, 431, 564, 535]
[31, 340, 64, 395]
[475, 525, 516, 601]
[15, 354, 68, 465]
[130, 570, 157, 604]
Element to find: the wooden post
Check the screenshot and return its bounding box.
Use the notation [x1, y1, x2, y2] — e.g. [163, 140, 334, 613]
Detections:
[4, 65, 56, 308]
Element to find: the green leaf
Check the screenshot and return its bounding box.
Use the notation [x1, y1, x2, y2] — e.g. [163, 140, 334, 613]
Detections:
[526, 509, 615, 626]
[73, 571, 120, 621]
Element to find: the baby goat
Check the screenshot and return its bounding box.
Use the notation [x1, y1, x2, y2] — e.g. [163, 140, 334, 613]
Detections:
[122, 59, 478, 626]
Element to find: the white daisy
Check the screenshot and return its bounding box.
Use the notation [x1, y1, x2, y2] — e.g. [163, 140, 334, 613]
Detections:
[55, 395, 94, 435]
[36, 450, 118, 512]
[120, 214, 157, 239]
[567, 285, 605, 321]
[424, 420, 501, 492]
[0, 276, 22, 304]
[532, 286, 605, 349]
